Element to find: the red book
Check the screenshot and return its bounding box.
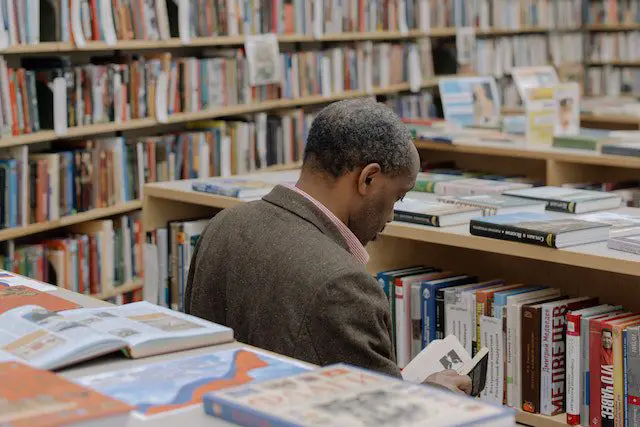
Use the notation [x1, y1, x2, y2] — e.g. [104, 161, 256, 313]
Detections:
[0, 286, 79, 313]
[590, 313, 640, 426]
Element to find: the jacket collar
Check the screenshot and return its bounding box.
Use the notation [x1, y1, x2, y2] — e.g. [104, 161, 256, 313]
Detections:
[262, 185, 352, 254]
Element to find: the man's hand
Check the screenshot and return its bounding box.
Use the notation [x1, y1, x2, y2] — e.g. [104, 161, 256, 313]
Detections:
[424, 370, 472, 395]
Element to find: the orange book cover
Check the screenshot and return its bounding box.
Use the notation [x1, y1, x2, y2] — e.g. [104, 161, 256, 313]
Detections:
[0, 286, 79, 313]
[0, 361, 133, 427]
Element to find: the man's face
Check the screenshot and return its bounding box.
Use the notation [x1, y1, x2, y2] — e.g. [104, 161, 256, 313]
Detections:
[602, 330, 613, 350]
[348, 148, 419, 246]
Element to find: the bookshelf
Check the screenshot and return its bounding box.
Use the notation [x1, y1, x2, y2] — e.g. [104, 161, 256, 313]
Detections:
[141, 168, 640, 427]
[92, 278, 144, 301]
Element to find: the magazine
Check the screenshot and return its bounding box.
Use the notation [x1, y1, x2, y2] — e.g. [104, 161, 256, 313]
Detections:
[438, 76, 501, 127]
[0, 302, 234, 370]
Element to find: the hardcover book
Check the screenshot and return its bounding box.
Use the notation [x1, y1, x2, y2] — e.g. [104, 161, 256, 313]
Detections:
[0, 361, 133, 427]
[412, 172, 464, 193]
[625, 326, 640, 427]
[75, 347, 310, 419]
[393, 198, 483, 227]
[470, 212, 610, 248]
[203, 364, 515, 426]
[438, 194, 547, 216]
[608, 235, 640, 255]
[191, 178, 275, 199]
[503, 186, 623, 214]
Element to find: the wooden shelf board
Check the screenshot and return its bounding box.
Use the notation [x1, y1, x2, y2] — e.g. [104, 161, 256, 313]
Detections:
[0, 200, 142, 241]
[587, 23, 640, 31]
[588, 60, 640, 67]
[0, 78, 445, 148]
[92, 279, 143, 300]
[516, 411, 567, 427]
[414, 140, 640, 168]
[580, 114, 640, 126]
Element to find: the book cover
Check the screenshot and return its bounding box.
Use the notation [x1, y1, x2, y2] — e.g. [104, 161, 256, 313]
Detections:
[393, 198, 482, 227]
[0, 270, 56, 291]
[503, 186, 622, 214]
[203, 364, 515, 426]
[0, 285, 79, 313]
[470, 212, 610, 248]
[191, 178, 274, 198]
[521, 302, 546, 413]
[413, 172, 463, 193]
[439, 194, 547, 216]
[75, 347, 310, 419]
[0, 361, 133, 427]
[613, 320, 640, 427]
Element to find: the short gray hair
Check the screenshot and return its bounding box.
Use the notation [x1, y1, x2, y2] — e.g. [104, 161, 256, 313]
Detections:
[303, 98, 414, 177]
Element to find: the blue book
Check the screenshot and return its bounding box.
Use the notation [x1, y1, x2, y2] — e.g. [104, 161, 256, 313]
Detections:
[421, 275, 476, 347]
[191, 178, 275, 199]
[203, 363, 515, 426]
[374, 266, 431, 299]
[492, 286, 545, 318]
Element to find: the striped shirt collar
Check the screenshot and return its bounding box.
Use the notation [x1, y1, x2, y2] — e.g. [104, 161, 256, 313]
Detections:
[285, 184, 370, 265]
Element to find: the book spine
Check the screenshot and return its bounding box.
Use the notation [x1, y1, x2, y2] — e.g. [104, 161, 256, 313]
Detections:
[421, 283, 437, 348]
[393, 211, 440, 227]
[541, 302, 570, 416]
[546, 199, 575, 213]
[470, 219, 557, 248]
[626, 328, 640, 427]
[203, 394, 295, 427]
[435, 288, 445, 340]
[522, 305, 542, 413]
[395, 279, 408, 368]
[567, 313, 582, 425]
[615, 325, 627, 427]
[624, 329, 629, 427]
[582, 315, 593, 426]
[590, 320, 605, 427]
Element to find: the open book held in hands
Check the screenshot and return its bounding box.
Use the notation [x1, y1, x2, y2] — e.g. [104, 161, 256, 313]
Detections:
[0, 301, 233, 370]
[401, 334, 489, 397]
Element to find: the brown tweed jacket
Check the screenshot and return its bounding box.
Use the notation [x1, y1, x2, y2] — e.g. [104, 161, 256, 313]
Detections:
[184, 184, 400, 377]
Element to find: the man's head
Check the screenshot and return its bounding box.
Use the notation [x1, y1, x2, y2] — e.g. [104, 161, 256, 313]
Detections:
[300, 99, 420, 245]
[602, 329, 613, 350]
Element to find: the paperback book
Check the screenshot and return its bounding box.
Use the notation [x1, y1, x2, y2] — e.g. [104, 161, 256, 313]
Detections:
[0, 302, 234, 370]
[203, 364, 515, 427]
[393, 198, 483, 227]
[607, 234, 640, 255]
[412, 172, 464, 193]
[469, 212, 610, 248]
[192, 178, 275, 199]
[503, 186, 623, 214]
[75, 346, 310, 419]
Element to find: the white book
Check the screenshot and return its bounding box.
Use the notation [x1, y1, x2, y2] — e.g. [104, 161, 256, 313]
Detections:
[505, 288, 561, 408]
[0, 302, 233, 370]
[480, 314, 503, 404]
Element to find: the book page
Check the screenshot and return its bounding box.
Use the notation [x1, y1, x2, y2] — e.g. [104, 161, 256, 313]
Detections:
[0, 305, 125, 370]
[402, 335, 472, 383]
[59, 301, 232, 351]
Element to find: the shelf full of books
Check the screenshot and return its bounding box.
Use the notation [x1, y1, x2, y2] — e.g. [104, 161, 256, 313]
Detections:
[140, 165, 640, 427]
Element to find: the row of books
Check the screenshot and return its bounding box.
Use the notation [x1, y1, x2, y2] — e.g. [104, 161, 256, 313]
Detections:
[475, 33, 583, 79]
[0, 212, 143, 295]
[0, 111, 316, 229]
[586, 0, 640, 25]
[464, 0, 583, 29]
[0, 271, 514, 426]
[589, 31, 640, 62]
[375, 263, 640, 426]
[0, 40, 433, 138]
[587, 66, 640, 97]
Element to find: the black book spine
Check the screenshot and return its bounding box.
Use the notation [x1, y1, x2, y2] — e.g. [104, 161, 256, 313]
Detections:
[436, 289, 446, 340]
[393, 211, 440, 227]
[545, 200, 574, 213]
[470, 219, 557, 248]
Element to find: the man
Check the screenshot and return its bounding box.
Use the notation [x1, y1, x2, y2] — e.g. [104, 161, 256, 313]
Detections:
[185, 99, 471, 394]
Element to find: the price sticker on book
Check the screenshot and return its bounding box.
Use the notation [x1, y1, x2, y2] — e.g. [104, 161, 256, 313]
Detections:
[52, 77, 68, 136]
[244, 34, 281, 87]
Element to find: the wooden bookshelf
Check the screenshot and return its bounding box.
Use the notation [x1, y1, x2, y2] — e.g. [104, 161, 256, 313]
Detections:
[92, 278, 143, 300]
[0, 200, 142, 241]
[588, 60, 640, 67]
[587, 23, 640, 31]
[0, 78, 446, 149]
[141, 169, 640, 427]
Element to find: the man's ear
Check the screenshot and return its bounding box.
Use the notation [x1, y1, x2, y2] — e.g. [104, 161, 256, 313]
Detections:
[357, 163, 382, 196]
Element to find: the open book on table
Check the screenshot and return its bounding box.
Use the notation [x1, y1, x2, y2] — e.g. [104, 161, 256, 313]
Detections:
[0, 301, 234, 370]
[401, 334, 489, 397]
